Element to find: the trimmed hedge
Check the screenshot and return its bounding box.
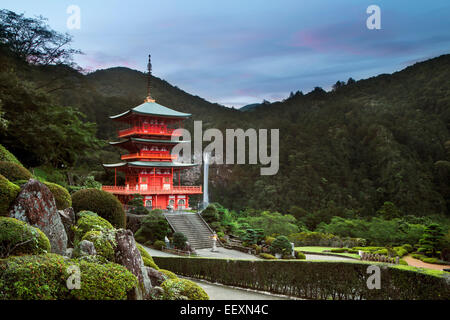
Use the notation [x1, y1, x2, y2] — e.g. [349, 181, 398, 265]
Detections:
[0, 217, 51, 257]
[72, 188, 126, 228]
[0, 161, 32, 181]
[43, 181, 71, 210]
[153, 257, 450, 300]
[0, 174, 20, 216]
[0, 253, 138, 300]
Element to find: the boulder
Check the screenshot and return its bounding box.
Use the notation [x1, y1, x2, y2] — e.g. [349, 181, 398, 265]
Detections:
[114, 229, 152, 299]
[79, 240, 96, 256]
[146, 267, 166, 286]
[126, 212, 146, 233]
[58, 207, 75, 247]
[9, 179, 68, 255]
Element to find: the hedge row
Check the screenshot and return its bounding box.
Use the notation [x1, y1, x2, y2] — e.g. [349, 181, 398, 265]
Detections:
[153, 257, 450, 300]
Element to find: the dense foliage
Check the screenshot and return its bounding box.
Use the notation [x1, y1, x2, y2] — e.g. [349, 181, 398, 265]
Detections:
[0, 174, 20, 216]
[71, 188, 126, 228]
[154, 256, 450, 300]
[0, 217, 50, 258]
[0, 253, 138, 300]
[134, 212, 170, 245]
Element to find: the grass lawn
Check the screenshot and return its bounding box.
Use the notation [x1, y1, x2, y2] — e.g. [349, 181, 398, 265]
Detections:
[294, 246, 361, 259]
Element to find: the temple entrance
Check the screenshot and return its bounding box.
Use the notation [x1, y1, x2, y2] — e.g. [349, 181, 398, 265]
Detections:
[178, 199, 186, 210]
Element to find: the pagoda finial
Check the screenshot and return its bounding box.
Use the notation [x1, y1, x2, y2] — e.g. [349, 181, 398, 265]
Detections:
[145, 54, 155, 102]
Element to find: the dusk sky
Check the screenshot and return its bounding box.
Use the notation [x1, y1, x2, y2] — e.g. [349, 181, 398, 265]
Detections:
[2, 1, 450, 108]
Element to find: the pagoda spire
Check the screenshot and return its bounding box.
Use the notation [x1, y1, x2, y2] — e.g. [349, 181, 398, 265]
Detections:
[145, 54, 155, 102]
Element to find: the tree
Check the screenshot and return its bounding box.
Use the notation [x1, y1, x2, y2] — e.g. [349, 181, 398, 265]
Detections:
[270, 235, 293, 256]
[377, 202, 401, 220]
[0, 9, 81, 65]
[127, 194, 149, 215]
[135, 213, 170, 244]
[417, 223, 444, 257]
[173, 232, 187, 250]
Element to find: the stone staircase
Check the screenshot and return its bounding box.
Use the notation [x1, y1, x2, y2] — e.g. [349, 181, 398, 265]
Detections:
[164, 213, 220, 250]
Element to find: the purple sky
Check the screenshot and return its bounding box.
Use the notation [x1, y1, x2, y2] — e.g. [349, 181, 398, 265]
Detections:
[2, 1, 450, 108]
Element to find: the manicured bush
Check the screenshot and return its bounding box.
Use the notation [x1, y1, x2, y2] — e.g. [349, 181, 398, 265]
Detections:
[330, 248, 347, 253]
[270, 235, 292, 255]
[295, 251, 306, 260]
[201, 204, 219, 224]
[288, 231, 366, 248]
[259, 253, 276, 259]
[0, 144, 21, 165]
[153, 240, 166, 250]
[134, 213, 170, 244]
[0, 174, 20, 216]
[0, 161, 32, 181]
[154, 257, 450, 300]
[159, 269, 177, 279]
[43, 181, 71, 210]
[0, 217, 51, 258]
[81, 230, 115, 261]
[0, 254, 138, 300]
[72, 188, 126, 228]
[173, 232, 187, 250]
[264, 236, 275, 245]
[161, 278, 209, 300]
[73, 213, 114, 242]
[127, 194, 149, 215]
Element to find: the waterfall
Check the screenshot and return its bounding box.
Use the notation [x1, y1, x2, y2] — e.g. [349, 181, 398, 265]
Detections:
[203, 152, 210, 208]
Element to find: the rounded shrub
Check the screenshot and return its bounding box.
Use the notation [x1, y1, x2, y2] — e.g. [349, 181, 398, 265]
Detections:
[0, 174, 20, 216]
[153, 240, 166, 250]
[295, 251, 306, 260]
[201, 204, 219, 224]
[270, 235, 293, 255]
[159, 269, 178, 280]
[72, 188, 126, 228]
[81, 230, 115, 261]
[173, 232, 187, 250]
[42, 181, 71, 210]
[0, 254, 138, 300]
[74, 213, 114, 242]
[0, 144, 21, 165]
[402, 244, 414, 253]
[161, 278, 209, 300]
[0, 217, 51, 257]
[0, 161, 32, 181]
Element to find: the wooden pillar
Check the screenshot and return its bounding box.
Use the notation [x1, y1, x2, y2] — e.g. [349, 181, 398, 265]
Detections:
[114, 168, 117, 186]
[178, 169, 181, 186]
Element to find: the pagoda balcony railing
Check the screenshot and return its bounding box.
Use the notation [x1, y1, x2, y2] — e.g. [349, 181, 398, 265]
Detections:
[121, 152, 176, 161]
[102, 185, 202, 195]
[118, 126, 180, 138]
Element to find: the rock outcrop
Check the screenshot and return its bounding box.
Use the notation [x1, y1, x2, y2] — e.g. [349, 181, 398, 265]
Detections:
[114, 229, 152, 299]
[9, 179, 68, 255]
[58, 207, 75, 247]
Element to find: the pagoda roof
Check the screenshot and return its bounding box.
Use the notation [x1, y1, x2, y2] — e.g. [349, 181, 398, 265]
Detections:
[103, 161, 197, 169]
[109, 137, 190, 147]
[110, 101, 191, 120]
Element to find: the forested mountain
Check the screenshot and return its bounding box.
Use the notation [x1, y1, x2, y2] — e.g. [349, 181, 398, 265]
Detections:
[0, 8, 449, 221]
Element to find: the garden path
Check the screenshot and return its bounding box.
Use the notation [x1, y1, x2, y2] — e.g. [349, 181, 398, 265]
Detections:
[402, 255, 449, 271]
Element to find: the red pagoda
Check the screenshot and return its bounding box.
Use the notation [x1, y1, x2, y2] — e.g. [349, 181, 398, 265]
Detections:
[102, 55, 202, 210]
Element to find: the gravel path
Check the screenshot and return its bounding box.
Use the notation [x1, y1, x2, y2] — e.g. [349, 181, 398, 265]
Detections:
[403, 255, 449, 271]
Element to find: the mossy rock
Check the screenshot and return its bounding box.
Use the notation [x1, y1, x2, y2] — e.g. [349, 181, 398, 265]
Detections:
[81, 230, 115, 261]
[0, 174, 20, 217]
[0, 217, 51, 257]
[0, 253, 138, 300]
[161, 278, 209, 300]
[43, 181, 71, 210]
[74, 213, 114, 242]
[0, 161, 32, 182]
[159, 269, 177, 280]
[0, 144, 21, 165]
[72, 188, 126, 228]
